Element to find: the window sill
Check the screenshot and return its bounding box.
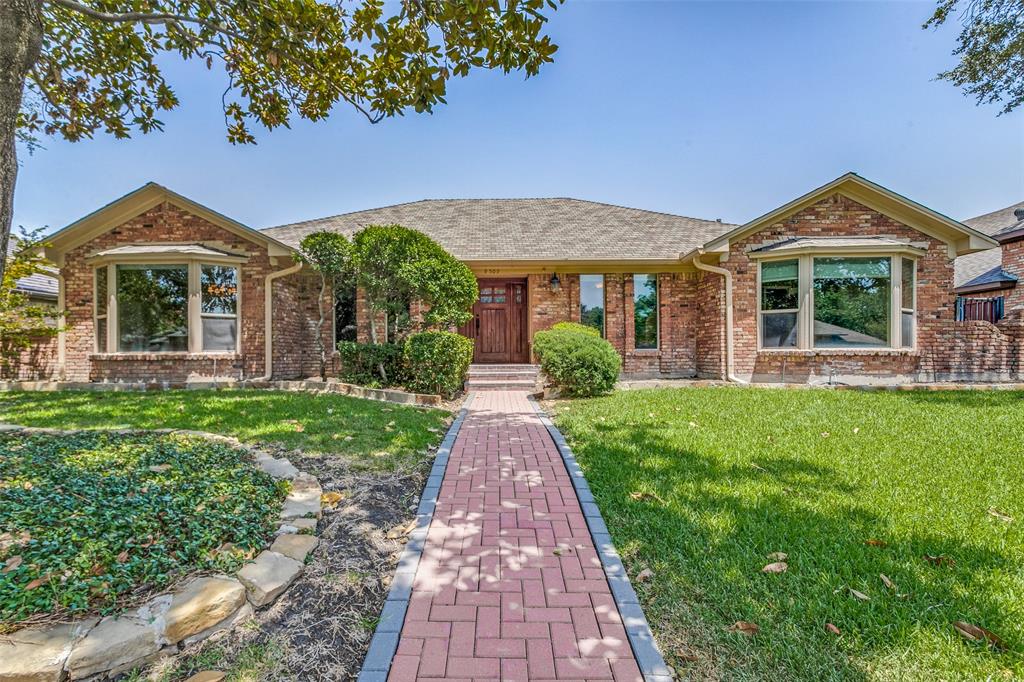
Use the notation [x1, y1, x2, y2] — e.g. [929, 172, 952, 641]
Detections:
[757, 348, 917, 357]
[628, 349, 661, 356]
[90, 352, 241, 361]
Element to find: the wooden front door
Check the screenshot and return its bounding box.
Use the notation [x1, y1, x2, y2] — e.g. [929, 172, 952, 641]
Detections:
[459, 279, 529, 363]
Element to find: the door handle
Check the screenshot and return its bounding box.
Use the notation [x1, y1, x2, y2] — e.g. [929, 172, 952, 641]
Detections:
[475, 316, 480, 333]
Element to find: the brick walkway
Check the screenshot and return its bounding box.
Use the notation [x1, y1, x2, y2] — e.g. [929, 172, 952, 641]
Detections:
[388, 392, 643, 682]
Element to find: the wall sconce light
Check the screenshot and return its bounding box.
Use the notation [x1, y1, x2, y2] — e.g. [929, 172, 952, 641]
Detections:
[549, 273, 561, 292]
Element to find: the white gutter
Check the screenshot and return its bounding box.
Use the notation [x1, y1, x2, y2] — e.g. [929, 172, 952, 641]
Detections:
[691, 249, 747, 384]
[259, 261, 303, 380]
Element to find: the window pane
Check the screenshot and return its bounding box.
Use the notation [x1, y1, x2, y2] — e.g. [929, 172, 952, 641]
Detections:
[202, 317, 237, 351]
[813, 257, 890, 348]
[96, 318, 107, 353]
[633, 274, 658, 349]
[761, 259, 799, 310]
[117, 264, 188, 352]
[335, 280, 357, 343]
[580, 275, 605, 336]
[96, 267, 107, 316]
[901, 311, 914, 348]
[761, 312, 798, 348]
[201, 265, 237, 315]
[902, 258, 914, 309]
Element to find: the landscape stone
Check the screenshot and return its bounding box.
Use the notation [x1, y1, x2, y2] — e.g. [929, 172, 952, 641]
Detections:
[164, 576, 247, 644]
[185, 672, 227, 682]
[182, 602, 254, 646]
[276, 517, 317, 535]
[270, 533, 319, 562]
[255, 454, 298, 480]
[0, 620, 96, 682]
[236, 550, 303, 606]
[280, 473, 322, 519]
[67, 611, 162, 679]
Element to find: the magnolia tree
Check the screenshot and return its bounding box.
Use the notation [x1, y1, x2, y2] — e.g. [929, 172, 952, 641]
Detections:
[0, 229, 60, 378]
[351, 224, 477, 381]
[0, 0, 562, 284]
[297, 231, 351, 380]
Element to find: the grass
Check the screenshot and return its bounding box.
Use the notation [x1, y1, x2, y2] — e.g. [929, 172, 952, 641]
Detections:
[0, 431, 285, 624]
[0, 389, 450, 473]
[549, 387, 1024, 681]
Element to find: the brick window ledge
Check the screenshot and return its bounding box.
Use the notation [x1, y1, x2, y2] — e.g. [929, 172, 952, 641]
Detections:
[757, 349, 918, 357]
[89, 352, 242, 361]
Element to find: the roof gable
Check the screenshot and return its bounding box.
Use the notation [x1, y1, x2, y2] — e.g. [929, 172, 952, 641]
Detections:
[45, 183, 294, 263]
[700, 173, 998, 259]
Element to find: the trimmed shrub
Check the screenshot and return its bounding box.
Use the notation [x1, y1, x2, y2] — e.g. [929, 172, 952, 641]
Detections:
[550, 321, 601, 337]
[337, 341, 405, 387]
[404, 331, 475, 397]
[533, 327, 621, 397]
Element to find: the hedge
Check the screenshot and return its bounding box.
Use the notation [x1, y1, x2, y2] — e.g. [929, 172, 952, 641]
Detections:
[404, 331, 475, 398]
[533, 326, 620, 397]
[336, 341, 405, 387]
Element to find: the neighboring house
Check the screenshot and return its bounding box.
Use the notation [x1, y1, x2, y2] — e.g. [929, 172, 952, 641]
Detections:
[18, 172, 1024, 386]
[954, 202, 1024, 312]
[4, 253, 60, 380]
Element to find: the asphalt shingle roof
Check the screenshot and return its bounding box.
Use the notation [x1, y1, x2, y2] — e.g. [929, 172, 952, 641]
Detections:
[954, 200, 1024, 288]
[261, 199, 737, 261]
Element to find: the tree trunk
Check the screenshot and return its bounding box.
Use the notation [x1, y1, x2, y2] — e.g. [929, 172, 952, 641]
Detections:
[0, 0, 43, 283]
[316, 275, 327, 380]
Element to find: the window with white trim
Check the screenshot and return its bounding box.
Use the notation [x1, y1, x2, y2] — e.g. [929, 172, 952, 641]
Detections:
[758, 254, 916, 350]
[94, 261, 240, 353]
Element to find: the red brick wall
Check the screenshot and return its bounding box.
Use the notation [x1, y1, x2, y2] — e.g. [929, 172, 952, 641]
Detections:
[695, 272, 726, 379]
[272, 274, 336, 379]
[2, 335, 58, 380]
[1002, 239, 1024, 311]
[58, 202, 325, 383]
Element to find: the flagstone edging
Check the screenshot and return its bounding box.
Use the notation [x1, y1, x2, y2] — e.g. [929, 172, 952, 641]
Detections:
[356, 394, 473, 682]
[0, 425, 323, 682]
[528, 397, 674, 682]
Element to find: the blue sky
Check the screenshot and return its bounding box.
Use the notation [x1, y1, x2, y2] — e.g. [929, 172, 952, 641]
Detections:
[13, 0, 1023, 234]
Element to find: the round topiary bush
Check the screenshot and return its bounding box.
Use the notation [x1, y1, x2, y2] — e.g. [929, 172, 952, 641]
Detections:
[533, 326, 621, 397]
[404, 330, 475, 398]
[0, 431, 287, 624]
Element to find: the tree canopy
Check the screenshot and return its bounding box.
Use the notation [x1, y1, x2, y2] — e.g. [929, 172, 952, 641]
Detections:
[0, 0, 561, 281]
[925, 0, 1024, 113]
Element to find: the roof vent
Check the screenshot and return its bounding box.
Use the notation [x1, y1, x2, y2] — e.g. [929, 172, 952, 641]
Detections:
[716, 218, 722, 223]
[1014, 208, 1024, 221]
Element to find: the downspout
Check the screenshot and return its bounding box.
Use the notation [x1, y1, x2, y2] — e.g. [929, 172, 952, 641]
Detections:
[692, 249, 747, 384]
[259, 261, 303, 381]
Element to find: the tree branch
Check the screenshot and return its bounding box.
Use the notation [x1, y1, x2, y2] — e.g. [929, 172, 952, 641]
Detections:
[48, 0, 245, 40]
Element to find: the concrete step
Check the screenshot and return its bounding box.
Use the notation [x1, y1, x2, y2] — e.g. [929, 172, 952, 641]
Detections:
[465, 378, 538, 391]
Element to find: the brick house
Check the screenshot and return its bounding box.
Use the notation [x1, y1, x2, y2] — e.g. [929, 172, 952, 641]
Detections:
[21, 173, 1024, 386]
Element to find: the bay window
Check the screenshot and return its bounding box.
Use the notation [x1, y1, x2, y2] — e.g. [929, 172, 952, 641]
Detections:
[94, 258, 241, 353]
[757, 253, 917, 351]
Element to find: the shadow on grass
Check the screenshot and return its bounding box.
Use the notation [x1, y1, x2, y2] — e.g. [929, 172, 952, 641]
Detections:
[568, 419, 1020, 680]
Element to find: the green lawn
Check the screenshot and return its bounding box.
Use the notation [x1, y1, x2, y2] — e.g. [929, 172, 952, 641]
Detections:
[0, 390, 450, 473]
[550, 388, 1024, 681]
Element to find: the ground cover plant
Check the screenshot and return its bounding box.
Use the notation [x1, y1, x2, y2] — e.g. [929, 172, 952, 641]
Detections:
[0, 431, 286, 626]
[0, 389, 449, 473]
[549, 387, 1024, 681]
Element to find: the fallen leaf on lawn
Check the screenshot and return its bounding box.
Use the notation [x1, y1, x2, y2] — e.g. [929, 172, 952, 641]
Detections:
[953, 621, 1006, 650]
[148, 464, 171, 473]
[22, 481, 32, 490]
[321, 491, 345, 507]
[194, 503, 205, 513]
[344, 435, 354, 442]
[880, 574, 897, 591]
[762, 561, 788, 574]
[849, 588, 870, 601]
[385, 524, 407, 539]
[630, 491, 651, 501]
[727, 621, 759, 635]
[825, 623, 841, 636]
[677, 652, 699, 662]
[853, 427, 860, 434]
[636, 568, 654, 583]
[767, 552, 788, 562]
[427, 428, 440, 433]
[2, 556, 22, 573]
[688, 421, 699, 428]
[116, 550, 130, 563]
[750, 463, 768, 472]
[552, 549, 563, 556]
[864, 539, 888, 548]
[25, 575, 47, 590]
[924, 554, 955, 567]
[987, 507, 1013, 523]
[821, 432, 830, 438]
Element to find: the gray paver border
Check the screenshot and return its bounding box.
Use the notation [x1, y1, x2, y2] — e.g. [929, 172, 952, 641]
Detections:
[529, 396, 673, 682]
[356, 394, 473, 682]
